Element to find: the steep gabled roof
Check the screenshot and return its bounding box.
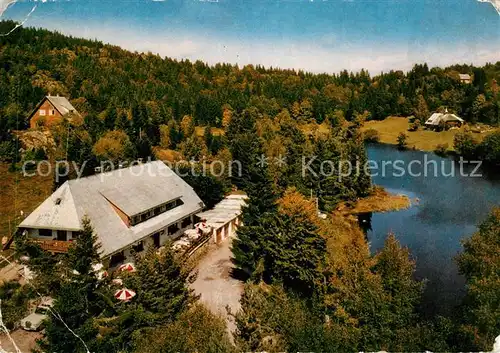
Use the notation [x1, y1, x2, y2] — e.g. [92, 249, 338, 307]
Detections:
[441, 113, 464, 123]
[45, 96, 79, 116]
[19, 161, 204, 257]
[28, 95, 80, 120]
[20, 182, 81, 231]
[425, 113, 442, 125]
[425, 112, 464, 125]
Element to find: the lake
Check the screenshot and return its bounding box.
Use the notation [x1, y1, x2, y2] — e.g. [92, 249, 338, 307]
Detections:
[364, 143, 500, 316]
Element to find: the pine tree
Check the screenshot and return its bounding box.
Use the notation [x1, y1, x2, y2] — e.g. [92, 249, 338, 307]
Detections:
[304, 130, 355, 211]
[263, 212, 326, 295]
[98, 246, 197, 350]
[126, 247, 196, 325]
[456, 208, 500, 351]
[40, 217, 106, 353]
[234, 284, 337, 353]
[234, 191, 326, 296]
[372, 233, 425, 349]
[133, 304, 235, 353]
[203, 125, 214, 153]
[413, 94, 429, 122]
[178, 164, 226, 209]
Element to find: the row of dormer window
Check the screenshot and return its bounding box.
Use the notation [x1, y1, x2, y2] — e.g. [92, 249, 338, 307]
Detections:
[129, 198, 183, 226]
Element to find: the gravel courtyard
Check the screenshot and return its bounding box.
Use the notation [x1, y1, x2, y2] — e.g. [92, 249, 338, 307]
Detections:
[190, 237, 244, 333]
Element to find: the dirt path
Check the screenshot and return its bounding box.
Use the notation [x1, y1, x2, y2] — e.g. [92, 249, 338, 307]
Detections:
[0, 329, 42, 353]
[190, 237, 243, 333]
[0, 261, 23, 284]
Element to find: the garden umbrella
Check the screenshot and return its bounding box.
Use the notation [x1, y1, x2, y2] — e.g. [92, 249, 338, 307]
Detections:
[114, 288, 136, 301]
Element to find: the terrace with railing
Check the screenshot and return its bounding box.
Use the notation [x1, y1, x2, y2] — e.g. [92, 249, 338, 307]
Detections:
[32, 239, 72, 253]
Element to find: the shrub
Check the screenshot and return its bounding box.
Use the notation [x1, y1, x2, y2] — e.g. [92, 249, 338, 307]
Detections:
[434, 143, 449, 156]
[478, 131, 500, 165]
[454, 131, 479, 159]
[0, 141, 15, 162]
[363, 129, 380, 143]
[397, 132, 408, 150]
[0, 281, 32, 330]
[408, 119, 421, 132]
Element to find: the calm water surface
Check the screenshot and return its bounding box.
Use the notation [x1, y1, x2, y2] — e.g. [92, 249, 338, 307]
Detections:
[365, 143, 500, 316]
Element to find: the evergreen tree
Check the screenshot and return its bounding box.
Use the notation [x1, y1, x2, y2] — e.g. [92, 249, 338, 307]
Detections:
[304, 130, 356, 211]
[413, 94, 430, 122]
[124, 247, 196, 326]
[203, 126, 214, 154]
[456, 208, 500, 351]
[234, 284, 345, 353]
[233, 190, 326, 296]
[40, 217, 107, 353]
[133, 304, 235, 353]
[99, 246, 196, 351]
[177, 164, 226, 208]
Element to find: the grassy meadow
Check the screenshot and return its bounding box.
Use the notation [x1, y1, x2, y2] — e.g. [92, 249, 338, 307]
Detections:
[361, 116, 496, 152]
[0, 163, 53, 243]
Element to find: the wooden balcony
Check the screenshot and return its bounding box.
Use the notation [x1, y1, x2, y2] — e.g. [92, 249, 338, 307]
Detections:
[33, 239, 72, 253]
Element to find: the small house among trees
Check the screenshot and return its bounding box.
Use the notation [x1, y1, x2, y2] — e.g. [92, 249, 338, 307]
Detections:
[425, 109, 464, 130]
[28, 95, 80, 128]
[459, 73, 472, 84]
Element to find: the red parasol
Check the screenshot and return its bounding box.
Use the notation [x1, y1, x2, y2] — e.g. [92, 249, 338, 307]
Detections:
[114, 288, 136, 301]
[118, 263, 136, 272]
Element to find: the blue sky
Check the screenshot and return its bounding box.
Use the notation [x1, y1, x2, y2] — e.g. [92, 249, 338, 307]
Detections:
[1, 0, 500, 73]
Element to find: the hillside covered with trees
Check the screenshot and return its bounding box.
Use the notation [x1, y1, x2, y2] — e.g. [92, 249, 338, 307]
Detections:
[1, 19, 500, 138]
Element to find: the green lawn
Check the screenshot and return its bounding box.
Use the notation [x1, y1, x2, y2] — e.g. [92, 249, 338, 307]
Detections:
[0, 163, 53, 244]
[362, 116, 496, 152]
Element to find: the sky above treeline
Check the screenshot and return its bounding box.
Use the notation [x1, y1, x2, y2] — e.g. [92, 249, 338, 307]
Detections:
[1, 0, 500, 74]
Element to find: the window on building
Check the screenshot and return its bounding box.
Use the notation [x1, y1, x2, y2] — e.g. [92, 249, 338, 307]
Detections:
[132, 241, 144, 253]
[109, 252, 125, 268]
[130, 200, 184, 227]
[38, 229, 52, 237]
[39, 109, 46, 116]
[181, 217, 191, 229]
[57, 230, 67, 241]
[49, 109, 55, 116]
[168, 224, 179, 235]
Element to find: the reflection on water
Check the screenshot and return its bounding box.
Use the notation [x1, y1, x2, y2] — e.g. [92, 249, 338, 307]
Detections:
[357, 212, 373, 234]
[365, 144, 500, 316]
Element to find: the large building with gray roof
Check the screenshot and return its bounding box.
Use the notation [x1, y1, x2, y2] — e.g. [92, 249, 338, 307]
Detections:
[17, 161, 204, 267]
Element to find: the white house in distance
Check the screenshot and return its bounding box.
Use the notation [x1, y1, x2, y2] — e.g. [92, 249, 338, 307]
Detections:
[16, 161, 204, 267]
[424, 110, 464, 130]
[458, 73, 472, 84]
